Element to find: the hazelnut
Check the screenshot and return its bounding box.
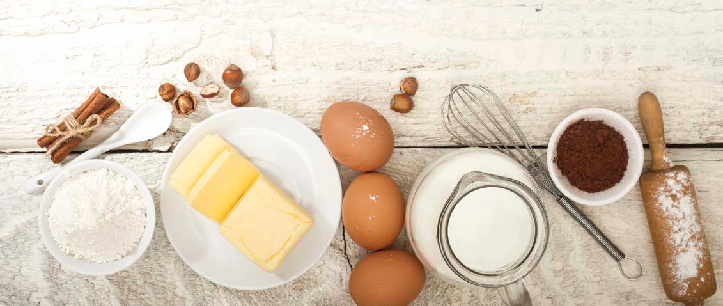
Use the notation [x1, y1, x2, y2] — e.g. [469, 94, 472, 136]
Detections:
[222, 64, 244, 89]
[158, 83, 176, 102]
[399, 77, 418, 96]
[172, 90, 197, 115]
[184, 62, 201, 82]
[230, 86, 250, 107]
[390, 94, 413, 113]
[200, 83, 220, 98]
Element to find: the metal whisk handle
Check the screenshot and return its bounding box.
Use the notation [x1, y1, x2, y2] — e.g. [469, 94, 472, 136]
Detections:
[556, 196, 642, 280]
[556, 196, 624, 260]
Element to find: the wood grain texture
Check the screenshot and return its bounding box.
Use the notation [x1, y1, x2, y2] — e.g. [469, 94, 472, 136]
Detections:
[2, 148, 721, 306]
[2, 1, 722, 305]
[1, 0, 723, 152]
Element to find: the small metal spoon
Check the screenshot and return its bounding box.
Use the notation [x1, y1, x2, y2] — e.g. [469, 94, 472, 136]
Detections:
[24, 102, 172, 195]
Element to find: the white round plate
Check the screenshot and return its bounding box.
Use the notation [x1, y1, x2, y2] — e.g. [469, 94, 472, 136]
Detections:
[39, 159, 156, 276]
[160, 108, 341, 290]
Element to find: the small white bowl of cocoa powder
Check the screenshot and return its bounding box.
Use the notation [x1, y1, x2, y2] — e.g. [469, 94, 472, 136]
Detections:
[547, 108, 644, 206]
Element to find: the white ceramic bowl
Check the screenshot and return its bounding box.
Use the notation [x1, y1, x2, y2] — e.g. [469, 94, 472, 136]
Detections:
[547, 108, 643, 206]
[39, 159, 155, 275]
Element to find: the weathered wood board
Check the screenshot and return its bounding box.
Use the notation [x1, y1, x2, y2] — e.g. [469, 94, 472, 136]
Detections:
[1, 148, 721, 305]
[1, 0, 723, 152]
[2, 0, 723, 305]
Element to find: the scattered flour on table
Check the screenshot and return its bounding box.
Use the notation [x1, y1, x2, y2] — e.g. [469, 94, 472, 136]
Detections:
[48, 168, 147, 263]
[656, 171, 703, 295]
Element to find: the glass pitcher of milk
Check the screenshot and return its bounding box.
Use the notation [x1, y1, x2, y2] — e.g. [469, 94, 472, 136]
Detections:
[406, 148, 549, 306]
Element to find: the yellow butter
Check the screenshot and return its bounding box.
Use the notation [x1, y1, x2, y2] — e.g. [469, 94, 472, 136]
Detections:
[220, 175, 314, 273]
[169, 134, 236, 197]
[188, 149, 259, 222]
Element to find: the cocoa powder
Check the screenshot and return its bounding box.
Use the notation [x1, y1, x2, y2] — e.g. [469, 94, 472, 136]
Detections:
[554, 119, 628, 193]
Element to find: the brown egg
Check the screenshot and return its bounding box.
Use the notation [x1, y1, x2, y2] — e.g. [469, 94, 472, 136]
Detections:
[349, 249, 425, 306]
[342, 172, 404, 251]
[321, 101, 394, 172]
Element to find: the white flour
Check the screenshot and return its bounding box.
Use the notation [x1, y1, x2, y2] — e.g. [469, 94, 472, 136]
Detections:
[656, 170, 704, 295]
[48, 168, 146, 263]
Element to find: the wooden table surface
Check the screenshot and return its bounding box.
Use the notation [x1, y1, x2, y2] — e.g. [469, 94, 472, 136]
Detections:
[1, 1, 722, 305]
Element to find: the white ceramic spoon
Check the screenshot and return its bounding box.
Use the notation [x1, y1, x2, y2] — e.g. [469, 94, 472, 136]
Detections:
[24, 103, 172, 195]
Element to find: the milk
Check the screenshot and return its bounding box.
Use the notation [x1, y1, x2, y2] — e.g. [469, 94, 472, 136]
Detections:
[406, 148, 540, 283]
[448, 187, 534, 273]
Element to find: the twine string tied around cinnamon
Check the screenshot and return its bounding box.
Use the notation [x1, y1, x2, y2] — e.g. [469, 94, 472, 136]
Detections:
[45, 114, 103, 158]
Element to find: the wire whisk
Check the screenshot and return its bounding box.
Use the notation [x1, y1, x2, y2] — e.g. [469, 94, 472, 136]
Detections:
[441, 84, 642, 280]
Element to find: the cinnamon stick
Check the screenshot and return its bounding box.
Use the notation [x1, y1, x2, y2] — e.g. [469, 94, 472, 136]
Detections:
[39, 90, 112, 149]
[50, 99, 121, 163]
[37, 88, 102, 148]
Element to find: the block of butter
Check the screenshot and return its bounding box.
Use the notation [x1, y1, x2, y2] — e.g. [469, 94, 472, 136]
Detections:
[220, 175, 314, 272]
[169, 134, 236, 197]
[188, 149, 260, 222]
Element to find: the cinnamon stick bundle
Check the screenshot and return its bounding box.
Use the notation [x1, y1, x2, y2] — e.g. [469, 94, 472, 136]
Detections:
[37, 88, 121, 163]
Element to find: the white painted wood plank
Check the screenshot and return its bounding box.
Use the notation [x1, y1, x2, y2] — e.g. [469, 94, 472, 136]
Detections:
[1, 148, 721, 305]
[1, 0, 722, 152]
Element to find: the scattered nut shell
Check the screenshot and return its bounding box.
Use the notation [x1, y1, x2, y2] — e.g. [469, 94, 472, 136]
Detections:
[399, 77, 418, 96]
[222, 64, 244, 89]
[230, 86, 250, 107]
[391, 94, 413, 113]
[184, 62, 201, 82]
[200, 83, 220, 98]
[158, 83, 176, 102]
[172, 90, 197, 115]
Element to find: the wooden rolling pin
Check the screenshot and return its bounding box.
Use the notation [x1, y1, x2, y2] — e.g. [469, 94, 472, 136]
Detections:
[638, 92, 717, 305]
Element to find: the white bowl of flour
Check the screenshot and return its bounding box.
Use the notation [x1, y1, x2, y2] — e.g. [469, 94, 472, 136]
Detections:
[39, 159, 155, 275]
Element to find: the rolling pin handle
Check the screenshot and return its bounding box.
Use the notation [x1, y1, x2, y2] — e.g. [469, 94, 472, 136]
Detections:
[638, 91, 673, 171]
